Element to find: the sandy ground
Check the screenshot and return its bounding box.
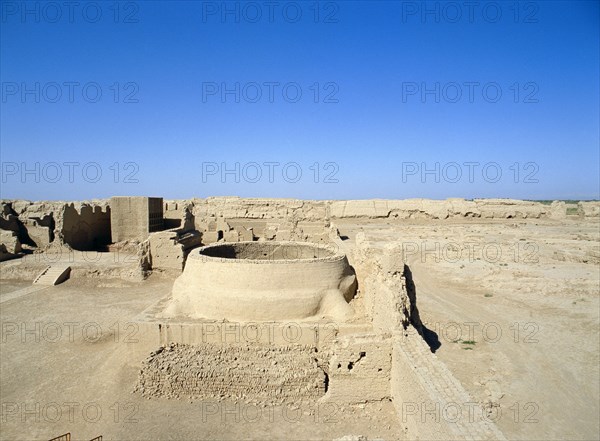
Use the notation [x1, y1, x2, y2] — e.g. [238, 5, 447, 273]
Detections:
[1, 216, 599, 440]
[0, 274, 401, 441]
[337, 217, 600, 441]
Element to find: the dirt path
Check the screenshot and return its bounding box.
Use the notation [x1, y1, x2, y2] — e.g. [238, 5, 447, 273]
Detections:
[412, 260, 599, 440]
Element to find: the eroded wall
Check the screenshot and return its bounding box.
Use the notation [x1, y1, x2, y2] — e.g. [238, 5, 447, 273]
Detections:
[192, 197, 567, 221]
[110, 197, 158, 242]
[62, 203, 111, 250]
[135, 343, 328, 404]
[0, 199, 111, 251]
[0, 196, 578, 259]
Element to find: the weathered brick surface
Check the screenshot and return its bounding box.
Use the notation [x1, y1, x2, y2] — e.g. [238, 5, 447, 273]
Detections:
[135, 343, 328, 405]
[393, 327, 507, 440]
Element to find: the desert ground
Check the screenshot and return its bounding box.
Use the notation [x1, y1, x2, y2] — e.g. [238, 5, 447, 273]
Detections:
[0, 198, 598, 441]
[336, 216, 600, 440]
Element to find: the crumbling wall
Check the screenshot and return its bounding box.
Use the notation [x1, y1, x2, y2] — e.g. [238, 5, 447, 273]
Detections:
[349, 234, 420, 332]
[8, 201, 56, 247]
[148, 229, 201, 271]
[194, 197, 566, 220]
[5, 201, 61, 248]
[0, 203, 22, 235]
[184, 197, 568, 222]
[347, 234, 505, 439]
[330, 198, 561, 219]
[326, 334, 392, 404]
[0, 230, 21, 261]
[578, 201, 600, 217]
[474, 198, 556, 219]
[61, 203, 111, 250]
[549, 200, 567, 219]
[1, 197, 571, 258]
[192, 197, 328, 221]
[195, 212, 331, 245]
[196, 216, 234, 244]
[163, 200, 195, 231]
[134, 343, 328, 404]
[0, 199, 111, 251]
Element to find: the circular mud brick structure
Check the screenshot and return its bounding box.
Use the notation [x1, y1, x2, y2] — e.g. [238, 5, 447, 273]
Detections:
[162, 241, 356, 321]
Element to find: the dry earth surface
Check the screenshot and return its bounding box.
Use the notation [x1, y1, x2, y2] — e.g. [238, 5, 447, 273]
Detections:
[0, 275, 400, 441]
[336, 217, 600, 441]
[1, 216, 599, 440]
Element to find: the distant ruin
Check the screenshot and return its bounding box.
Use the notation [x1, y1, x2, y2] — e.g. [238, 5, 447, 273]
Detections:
[0, 196, 582, 266]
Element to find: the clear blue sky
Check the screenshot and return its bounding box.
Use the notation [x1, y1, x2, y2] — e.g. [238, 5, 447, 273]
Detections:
[1, 0, 598, 201]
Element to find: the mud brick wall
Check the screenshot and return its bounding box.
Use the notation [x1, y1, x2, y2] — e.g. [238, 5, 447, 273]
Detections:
[135, 343, 329, 404]
[326, 334, 392, 404]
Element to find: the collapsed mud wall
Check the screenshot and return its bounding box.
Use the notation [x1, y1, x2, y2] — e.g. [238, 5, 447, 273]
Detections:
[1, 201, 54, 247]
[348, 234, 421, 333]
[147, 229, 201, 271]
[0, 200, 111, 251]
[163, 200, 196, 231]
[0, 230, 21, 261]
[326, 334, 392, 404]
[135, 343, 328, 404]
[62, 203, 111, 250]
[190, 197, 567, 221]
[345, 234, 506, 440]
[192, 197, 329, 221]
[578, 201, 600, 217]
[0, 197, 580, 272]
[0, 197, 576, 251]
[330, 198, 566, 219]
